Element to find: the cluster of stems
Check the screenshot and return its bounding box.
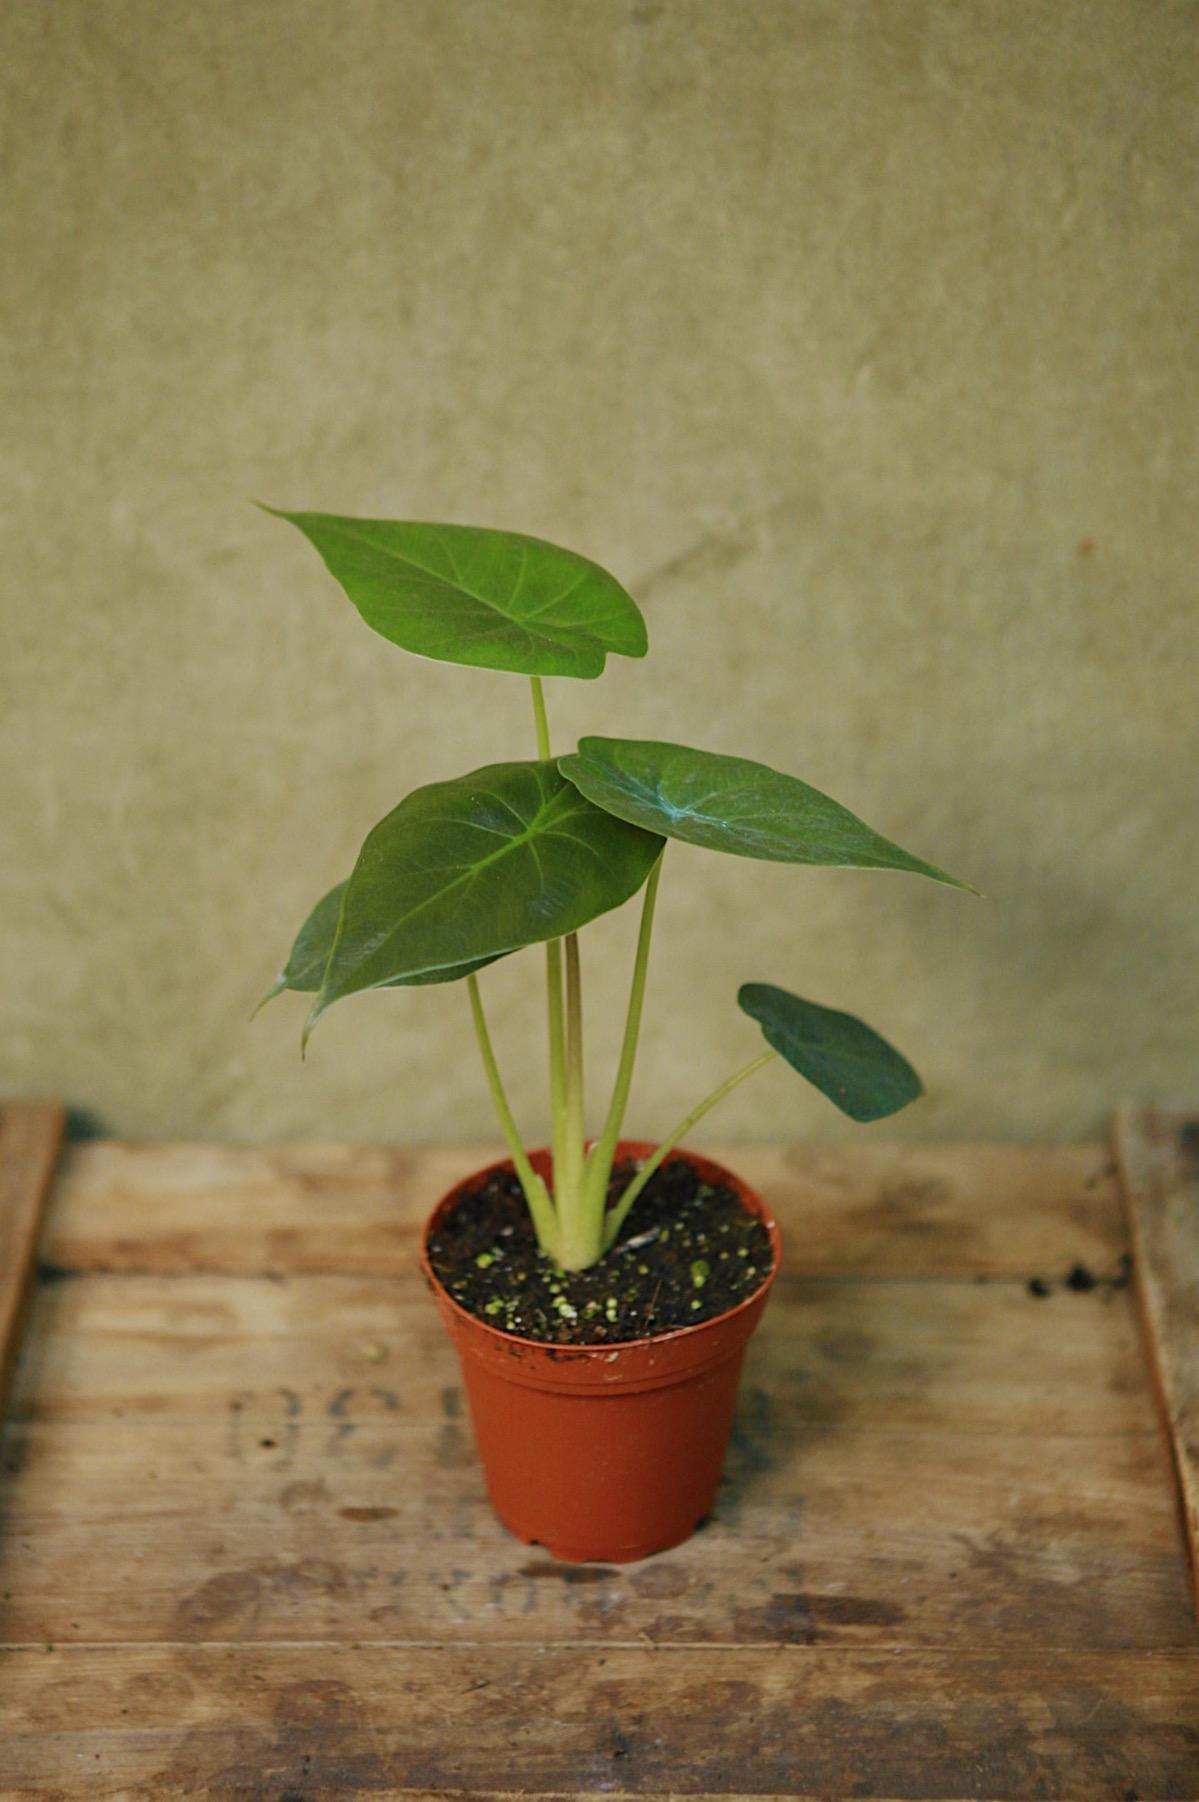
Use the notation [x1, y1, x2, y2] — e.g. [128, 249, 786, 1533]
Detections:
[465, 678, 777, 1272]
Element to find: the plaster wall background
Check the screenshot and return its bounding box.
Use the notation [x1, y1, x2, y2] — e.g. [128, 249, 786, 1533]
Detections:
[2, 0, 1196, 1146]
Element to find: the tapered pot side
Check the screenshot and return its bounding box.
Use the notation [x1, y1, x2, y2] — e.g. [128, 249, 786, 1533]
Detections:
[420, 1141, 782, 1563]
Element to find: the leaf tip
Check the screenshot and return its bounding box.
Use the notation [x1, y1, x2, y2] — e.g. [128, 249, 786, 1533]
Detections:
[249, 976, 286, 1022]
[299, 997, 326, 1060]
[251, 500, 302, 527]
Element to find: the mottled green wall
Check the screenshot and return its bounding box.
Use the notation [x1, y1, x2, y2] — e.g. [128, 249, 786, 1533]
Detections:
[3, 1, 1196, 1146]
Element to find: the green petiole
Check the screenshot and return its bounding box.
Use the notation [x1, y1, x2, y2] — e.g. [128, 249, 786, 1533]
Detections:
[469, 679, 782, 1270]
[602, 1049, 778, 1251]
[466, 971, 558, 1255]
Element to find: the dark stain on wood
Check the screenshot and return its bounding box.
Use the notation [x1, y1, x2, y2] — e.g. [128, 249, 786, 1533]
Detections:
[279, 1478, 329, 1513]
[734, 1590, 907, 1643]
[173, 1568, 265, 1637]
[173, 1560, 350, 1638]
[518, 1561, 615, 1585]
[35, 1262, 73, 1287]
[814, 1325, 878, 1363]
[857, 1174, 969, 1241]
[629, 1562, 690, 1599]
[725, 1385, 779, 1477]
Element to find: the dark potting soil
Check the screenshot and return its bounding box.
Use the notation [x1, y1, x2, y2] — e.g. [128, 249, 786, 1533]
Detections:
[426, 1155, 774, 1345]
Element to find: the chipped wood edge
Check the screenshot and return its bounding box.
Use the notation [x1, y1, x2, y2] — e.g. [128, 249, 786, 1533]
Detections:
[0, 1101, 67, 1421]
[1112, 1101, 1199, 1620]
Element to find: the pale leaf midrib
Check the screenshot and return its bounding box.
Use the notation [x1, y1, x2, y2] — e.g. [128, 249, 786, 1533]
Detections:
[573, 753, 939, 873]
[321, 518, 618, 650]
[321, 786, 605, 996]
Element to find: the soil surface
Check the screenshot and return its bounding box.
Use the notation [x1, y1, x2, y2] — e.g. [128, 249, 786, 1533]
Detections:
[426, 1155, 774, 1344]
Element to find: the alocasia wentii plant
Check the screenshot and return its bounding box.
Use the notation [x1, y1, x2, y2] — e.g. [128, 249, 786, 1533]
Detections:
[258, 510, 972, 1270]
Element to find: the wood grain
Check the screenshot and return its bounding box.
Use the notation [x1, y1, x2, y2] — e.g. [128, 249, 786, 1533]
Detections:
[42, 1137, 1125, 1278]
[1114, 1103, 1199, 1619]
[2, 1276, 1189, 1651]
[2, 1645, 1197, 1799]
[1, 1134, 1195, 1798]
[0, 1100, 65, 1419]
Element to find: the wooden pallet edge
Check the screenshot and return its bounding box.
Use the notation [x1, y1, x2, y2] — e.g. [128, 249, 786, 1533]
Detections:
[0, 1100, 67, 1420]
[1112, 1101, 1199, 1620]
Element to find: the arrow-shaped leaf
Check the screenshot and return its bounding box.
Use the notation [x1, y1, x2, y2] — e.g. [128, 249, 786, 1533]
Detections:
[308, 761, 664, 1039]
[560, 737, 972, 888]
[256, 881, 499, 1014]
[260, 509, 648, 679]
[738, 982, 923, 1122]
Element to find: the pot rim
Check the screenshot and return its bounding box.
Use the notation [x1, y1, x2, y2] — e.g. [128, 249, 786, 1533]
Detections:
[420, 1139, 782, 1359]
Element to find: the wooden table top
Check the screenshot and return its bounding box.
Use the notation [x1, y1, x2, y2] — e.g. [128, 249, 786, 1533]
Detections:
[1, 1116, 1197, 1799]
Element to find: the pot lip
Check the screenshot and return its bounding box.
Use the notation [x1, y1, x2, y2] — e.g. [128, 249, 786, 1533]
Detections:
[420, 1139, 782, 1358]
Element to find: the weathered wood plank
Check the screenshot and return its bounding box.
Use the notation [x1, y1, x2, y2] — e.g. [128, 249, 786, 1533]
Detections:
[1, 1271, 1190, 1650]
[0, 1101, 66, 1419]
[42, 1139, 1125, 1279]
[1114, 1103, 1199, 1619]
[2, 1645, 1197, 1799]
[2, 1132, 1191, 1800]
[6, 1269, 1154, 1435]
[1, 1417, 1188, 1651]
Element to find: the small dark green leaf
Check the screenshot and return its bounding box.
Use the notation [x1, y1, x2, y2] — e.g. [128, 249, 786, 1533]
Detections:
[256, 882, 498, 1015]
[560, 737, 972, 889]
[260, 509, 647, 679]
[738, 982, 923, 1122]
[308, 761, 663, 1039]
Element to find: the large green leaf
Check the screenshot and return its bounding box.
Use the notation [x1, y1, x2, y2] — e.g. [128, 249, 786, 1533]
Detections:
[256, 882, 498, 1014]
[260, 509, 648, 679]
[307, 761, 664, 1039]
[559, 737, 972, 888]
[739, 982, 923, 1122]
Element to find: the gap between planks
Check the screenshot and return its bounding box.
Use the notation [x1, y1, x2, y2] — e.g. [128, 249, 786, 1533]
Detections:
[16, 1637, 1195, 1651]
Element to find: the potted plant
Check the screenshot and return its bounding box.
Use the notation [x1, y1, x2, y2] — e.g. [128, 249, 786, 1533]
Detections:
[257, 510, 971, 1562]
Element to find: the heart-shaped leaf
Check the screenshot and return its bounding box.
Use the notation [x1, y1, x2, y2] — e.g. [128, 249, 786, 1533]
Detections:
[256, 881, 498, 1014]
[560, 737, 972, 888]
[260, 509, 647, 679]
[739, 982, 923, 1121]
[308, 761, 663, 1039]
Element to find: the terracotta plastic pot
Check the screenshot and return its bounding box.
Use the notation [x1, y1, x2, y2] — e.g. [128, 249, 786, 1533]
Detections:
[420, 1140, 781, 1563]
